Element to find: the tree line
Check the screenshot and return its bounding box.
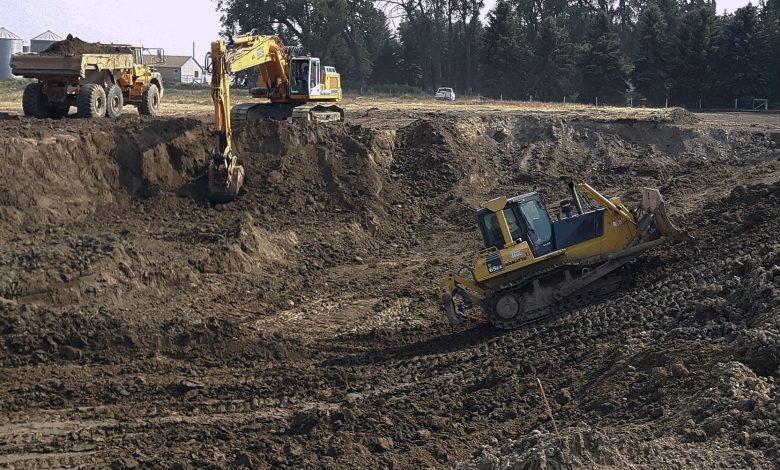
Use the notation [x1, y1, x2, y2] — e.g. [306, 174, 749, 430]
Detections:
[215, 0, 780, 107]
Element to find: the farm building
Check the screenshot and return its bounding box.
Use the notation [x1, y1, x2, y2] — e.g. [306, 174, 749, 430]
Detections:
[144, 55, 206, 84]
[0, 27, 23, 79]
[30, 30, 63, 52]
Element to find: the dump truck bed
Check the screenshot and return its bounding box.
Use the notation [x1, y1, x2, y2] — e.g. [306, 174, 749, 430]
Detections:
[10, 53, 134, 80]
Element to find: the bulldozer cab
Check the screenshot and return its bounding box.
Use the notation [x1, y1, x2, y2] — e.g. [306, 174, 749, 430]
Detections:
[289, 57, 321, 96]
[477, 193, 555, 257]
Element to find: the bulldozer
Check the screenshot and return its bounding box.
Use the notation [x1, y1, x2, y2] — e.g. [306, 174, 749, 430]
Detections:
[442, 180, 686, 330]
[205, 34, 345, 202]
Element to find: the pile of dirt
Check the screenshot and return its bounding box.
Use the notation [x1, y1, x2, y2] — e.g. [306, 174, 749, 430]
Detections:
[0, 116, 209, 227]
[40, 34, 132, 55]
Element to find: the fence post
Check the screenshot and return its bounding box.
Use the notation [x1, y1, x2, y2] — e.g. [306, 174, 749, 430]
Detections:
[563, 96, 566, 103]
[595, 96, 599, 106]
[735, 98, 738, 109]
[665, 98, 668, 108]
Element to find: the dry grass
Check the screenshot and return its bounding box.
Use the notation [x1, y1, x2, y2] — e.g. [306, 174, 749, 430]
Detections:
[0, 79, 676, 121]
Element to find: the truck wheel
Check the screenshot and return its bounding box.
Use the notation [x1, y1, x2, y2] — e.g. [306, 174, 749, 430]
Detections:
[22, 83, 50, 118]
[77, 84, 107, 118]
[139, 84, 160, 116]
[105, 84, 124, 118]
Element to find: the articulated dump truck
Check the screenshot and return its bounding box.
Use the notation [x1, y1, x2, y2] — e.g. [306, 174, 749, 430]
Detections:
[11, 44, 164, 119]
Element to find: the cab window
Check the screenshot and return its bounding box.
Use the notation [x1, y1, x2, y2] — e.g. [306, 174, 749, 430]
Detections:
[519, 200, 552, 246]
[480, 207, 524, 248]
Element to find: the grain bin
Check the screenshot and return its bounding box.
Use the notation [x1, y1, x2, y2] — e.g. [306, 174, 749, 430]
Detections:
[30, 30, 63, 53]
[0, 27, 23, 79]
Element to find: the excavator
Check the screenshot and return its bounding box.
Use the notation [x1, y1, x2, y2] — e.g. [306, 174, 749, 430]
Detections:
[441, 180, 686, 330]
[206, 34, 344, 202]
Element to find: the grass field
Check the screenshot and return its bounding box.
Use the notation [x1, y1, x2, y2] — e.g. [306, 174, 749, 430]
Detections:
[0, 78, 679, 121]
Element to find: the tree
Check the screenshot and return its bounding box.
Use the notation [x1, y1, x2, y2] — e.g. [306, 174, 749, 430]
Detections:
[763, 0, 780, 101]
[528, 17, 574, 100]
[576, 12, 632, 103]
[479, 1, 526, 98]
[668, 5, 719, 106]
[714, 5, 769, 103]
[454, 0, 485, 94]
[633, 3, 671, 104]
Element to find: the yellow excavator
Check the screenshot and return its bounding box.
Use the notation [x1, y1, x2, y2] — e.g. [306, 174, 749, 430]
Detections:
[442, 180, 686, 329]
[206, 34, 344, 202]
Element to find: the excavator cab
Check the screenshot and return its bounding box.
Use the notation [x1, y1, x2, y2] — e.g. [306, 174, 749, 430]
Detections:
[289, 57, 321, 97]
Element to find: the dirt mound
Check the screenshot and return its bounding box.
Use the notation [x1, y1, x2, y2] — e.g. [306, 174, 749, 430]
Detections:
[0, 116, 209, 227]
[41, 34, 132, 55]
[666, 107, 700, 124]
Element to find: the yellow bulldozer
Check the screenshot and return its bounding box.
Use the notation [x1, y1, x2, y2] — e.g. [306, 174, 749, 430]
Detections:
[205, 33, 345, 202]
[442, 180, 685, 329]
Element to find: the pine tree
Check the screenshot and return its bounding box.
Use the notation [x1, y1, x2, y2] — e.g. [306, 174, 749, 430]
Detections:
[667, 6, 718, 106]
[528, 17, 574, 101]
[479, 1, 526, 98]
[760, 0, 780, 102]
[715, 5, 769, 103]
[576, 12, 633, 103]
[633, 3, 671, 105]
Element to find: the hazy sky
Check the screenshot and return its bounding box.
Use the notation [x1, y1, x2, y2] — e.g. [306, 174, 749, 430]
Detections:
[3, 0, 223, 60]
[3, 0, 757, 60]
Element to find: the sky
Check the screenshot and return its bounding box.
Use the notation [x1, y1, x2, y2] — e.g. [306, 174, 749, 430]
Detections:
[2, 0, 757, 60]
[2, 0, 223, 60]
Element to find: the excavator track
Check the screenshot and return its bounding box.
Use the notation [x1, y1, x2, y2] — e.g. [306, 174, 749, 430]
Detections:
[231, 103, 344, 123]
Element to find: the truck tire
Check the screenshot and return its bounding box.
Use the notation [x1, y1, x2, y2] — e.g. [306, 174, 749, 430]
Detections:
[22, 83, 50, 118]
[77, 84, 107, 118]
[139, 84, 160, 116]
[105, 84, 124, 118]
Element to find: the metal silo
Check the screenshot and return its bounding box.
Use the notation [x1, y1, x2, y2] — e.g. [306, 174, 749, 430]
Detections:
[0, 27, 23, 79]
[30, 30, 63, 53]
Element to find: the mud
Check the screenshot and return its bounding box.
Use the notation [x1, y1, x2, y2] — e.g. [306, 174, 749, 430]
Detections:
[41, 34, 132, 56]
[0, 108, 778, 469]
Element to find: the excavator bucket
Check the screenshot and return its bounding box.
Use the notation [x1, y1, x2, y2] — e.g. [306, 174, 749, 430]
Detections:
[208, 155, 245, 203]
[640, 188, 687, 240]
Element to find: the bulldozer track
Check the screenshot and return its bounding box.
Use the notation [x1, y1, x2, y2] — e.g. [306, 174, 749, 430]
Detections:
[483, 261, 632, 330]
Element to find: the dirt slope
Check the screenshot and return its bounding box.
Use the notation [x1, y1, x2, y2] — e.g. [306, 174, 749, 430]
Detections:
[0, 109, 778, 469]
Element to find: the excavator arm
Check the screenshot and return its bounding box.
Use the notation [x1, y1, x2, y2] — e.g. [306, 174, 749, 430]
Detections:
[206, 35, 290, 202]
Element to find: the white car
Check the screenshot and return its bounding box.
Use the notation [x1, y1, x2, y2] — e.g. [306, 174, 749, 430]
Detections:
[435, 87, 456, 101]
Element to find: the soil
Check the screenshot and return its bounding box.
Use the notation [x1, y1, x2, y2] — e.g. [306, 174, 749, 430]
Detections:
[40, 34, 133, 56]
[0, 107, 778, 469]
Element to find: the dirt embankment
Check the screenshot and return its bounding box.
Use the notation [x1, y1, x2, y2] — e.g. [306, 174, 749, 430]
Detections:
[0, 109, 778, 469]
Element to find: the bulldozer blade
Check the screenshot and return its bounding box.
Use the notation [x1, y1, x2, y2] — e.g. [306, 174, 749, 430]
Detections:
[641, 188, 687, 240]
[442, 292, 465, 324]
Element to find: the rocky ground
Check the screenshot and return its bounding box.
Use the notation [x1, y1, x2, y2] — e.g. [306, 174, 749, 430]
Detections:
[0, 106, 778, 469]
